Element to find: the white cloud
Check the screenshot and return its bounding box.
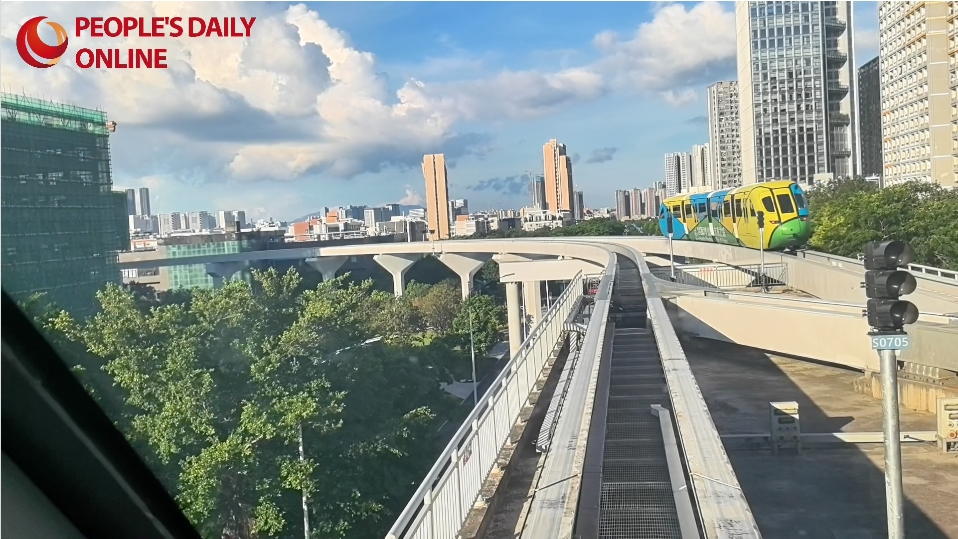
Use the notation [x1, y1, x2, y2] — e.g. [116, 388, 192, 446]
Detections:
[0, 1, 738, 216]
[398, 186, 423, 206]
[593, 2, 737, 97]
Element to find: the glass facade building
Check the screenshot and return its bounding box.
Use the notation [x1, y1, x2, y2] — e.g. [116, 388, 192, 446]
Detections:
[858, 56, 883, 178]
[736, 1, 858, 185]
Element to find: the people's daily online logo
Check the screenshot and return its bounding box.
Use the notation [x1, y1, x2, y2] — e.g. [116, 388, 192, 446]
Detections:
[16, 16, 68, 68]
[15, 15, 256, 70]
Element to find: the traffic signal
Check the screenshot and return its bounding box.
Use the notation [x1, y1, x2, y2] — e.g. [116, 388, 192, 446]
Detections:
[757, 210, 765, 229]
[863, 240, 919, 332]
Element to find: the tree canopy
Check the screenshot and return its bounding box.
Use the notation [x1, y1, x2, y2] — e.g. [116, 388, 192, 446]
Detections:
[807, 178, 958, 270]
[30, 267, 507, 539]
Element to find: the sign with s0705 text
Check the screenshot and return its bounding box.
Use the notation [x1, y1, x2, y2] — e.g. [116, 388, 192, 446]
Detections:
[870, 335, 910, 350]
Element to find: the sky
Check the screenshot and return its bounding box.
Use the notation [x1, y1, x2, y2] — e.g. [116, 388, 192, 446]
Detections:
[0, 1, 880, 221]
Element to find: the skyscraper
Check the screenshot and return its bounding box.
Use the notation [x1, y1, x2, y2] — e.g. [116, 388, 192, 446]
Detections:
[543, 139, 574, 214]
[615, 190, 631, 220]
[879, 1, 956, 187]
[573, 191, 585, 221]
[691, 144, 713, 189]
[707, 81, 743, 189]
[664, 152, 692, 196]
[422, 153, 450, 241]
[125, 188, 137, 215]
[736, 1, 857, 185]
[138, 187, 151, 216]
[857, 56, 882, 179]
[630, 188, 643, 217]
[530, 174, 547, 210]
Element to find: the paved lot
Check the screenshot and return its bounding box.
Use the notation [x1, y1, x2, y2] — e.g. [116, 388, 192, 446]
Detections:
[683, 337, 958, 539]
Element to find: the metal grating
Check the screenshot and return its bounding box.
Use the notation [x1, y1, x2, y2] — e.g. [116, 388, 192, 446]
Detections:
[602, 458, 671, 483]
[597, 255, 683, 538]
[605, 421, 661, 440]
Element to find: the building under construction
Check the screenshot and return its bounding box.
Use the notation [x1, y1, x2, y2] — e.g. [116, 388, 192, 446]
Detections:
[1, 93, 128, 317]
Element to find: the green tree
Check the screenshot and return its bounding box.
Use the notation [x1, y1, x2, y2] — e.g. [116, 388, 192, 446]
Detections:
[807, 178, 958, 270]
[453, 293, 506, 357]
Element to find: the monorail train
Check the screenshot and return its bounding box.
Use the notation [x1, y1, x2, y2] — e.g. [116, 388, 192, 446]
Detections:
[658, 180, 811, 251]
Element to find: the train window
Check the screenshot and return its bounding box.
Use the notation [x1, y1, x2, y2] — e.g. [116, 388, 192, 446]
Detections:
[710, 202, 719, 218]
[697, 203, 707, 214]
[762, 196, 775, 213]
[684, 203, 692, 217]
[794, 192, 806, 209]
[734, 198, 743, 217]
[723, 201, 731, 217]
[749, 203, 756, 217]
[777, 193, 795, 213]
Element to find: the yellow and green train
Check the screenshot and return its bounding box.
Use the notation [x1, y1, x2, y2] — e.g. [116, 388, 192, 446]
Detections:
[658, 180, 811, 251]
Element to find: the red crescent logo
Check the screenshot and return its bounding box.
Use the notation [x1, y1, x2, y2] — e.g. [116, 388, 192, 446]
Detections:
[16, 16, 69, 69]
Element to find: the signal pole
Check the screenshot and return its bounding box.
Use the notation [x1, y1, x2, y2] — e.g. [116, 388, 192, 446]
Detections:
[757, 211, 766, 292]
[863, 240, 920, 539]
[667, 214, 676, 282]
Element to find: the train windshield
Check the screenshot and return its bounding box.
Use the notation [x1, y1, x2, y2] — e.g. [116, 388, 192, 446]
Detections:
[776, 193, 795, 214]
[793, 191, 806, 209]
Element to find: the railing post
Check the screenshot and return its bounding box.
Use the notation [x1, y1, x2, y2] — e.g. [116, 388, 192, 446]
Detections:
[424, 488, 434, 538]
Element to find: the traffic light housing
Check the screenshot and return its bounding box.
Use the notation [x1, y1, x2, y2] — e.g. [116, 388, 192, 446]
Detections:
[863, 241, 919, 333]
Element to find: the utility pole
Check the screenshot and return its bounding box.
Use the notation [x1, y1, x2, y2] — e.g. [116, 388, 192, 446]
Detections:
[757, 211, 766, 292]
[299, 423, 310, 539]
[863, 240, 920, 539]
[667, 213, 676, 282]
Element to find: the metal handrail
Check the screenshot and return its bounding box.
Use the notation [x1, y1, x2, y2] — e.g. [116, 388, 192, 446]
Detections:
[384, 271, 586, 539]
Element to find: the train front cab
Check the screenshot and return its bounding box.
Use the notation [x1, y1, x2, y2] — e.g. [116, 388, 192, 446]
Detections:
[658, 199, 688, 240]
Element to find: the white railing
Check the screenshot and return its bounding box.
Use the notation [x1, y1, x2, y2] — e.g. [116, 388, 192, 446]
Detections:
[798, 250, 958, 282]
[384, 272, 586, 539]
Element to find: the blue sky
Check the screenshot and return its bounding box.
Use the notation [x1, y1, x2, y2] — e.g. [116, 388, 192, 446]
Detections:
[0, 1, 880, 220]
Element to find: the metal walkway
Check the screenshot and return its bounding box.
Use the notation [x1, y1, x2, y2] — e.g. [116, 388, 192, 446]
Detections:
[600, 327, 682, 538]
[579, 254, 686, 538]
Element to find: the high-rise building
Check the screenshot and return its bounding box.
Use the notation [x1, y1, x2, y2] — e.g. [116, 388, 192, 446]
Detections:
[629, 188, 643, 217]
[879, 1, 956, 187]
[614, 190, 631, 220]
[364, 207, 391, 230]
[423, 153, 450, 241]
[736, 1, 858, 185]
[157, 213, 183, 235]
[664, 152, 692, 196]
[707, 81, 743, 189]
[642, 183, 667, 218]
[187, 211, 216, 231]
[125, 188, 137, 215]
[449, 199, 469, 220]
[691, 144, 713, 189]
[530, 174, 547, 210]
[138, 187, 151, 216]
[0, 93, 128, 316]
[543, 139, 574, 213]
[573, 191, 585, 221]
[857, 56, 883, 179]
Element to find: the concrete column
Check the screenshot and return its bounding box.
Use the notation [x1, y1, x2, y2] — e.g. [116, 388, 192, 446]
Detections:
[523, 280, 542, 329]
[438, 252, 491, 298]
[305, 256, 347, 281]
[373, 253, 422, 296]
[206, 262, 245, 289]
[506, 282, 522, 358]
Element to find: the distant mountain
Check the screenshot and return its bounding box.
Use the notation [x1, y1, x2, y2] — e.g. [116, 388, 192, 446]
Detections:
[289, 204, 425, 223]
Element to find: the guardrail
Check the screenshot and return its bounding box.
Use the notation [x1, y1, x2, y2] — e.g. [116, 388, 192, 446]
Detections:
[650, 263, 788, 289]
[384, 272, 586, 539]
[797, 250, 958, 282]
